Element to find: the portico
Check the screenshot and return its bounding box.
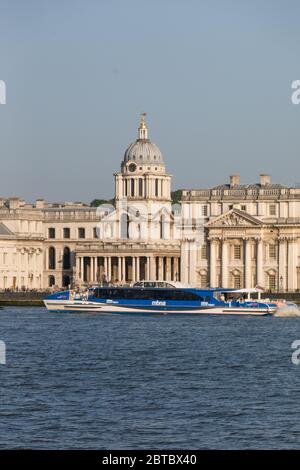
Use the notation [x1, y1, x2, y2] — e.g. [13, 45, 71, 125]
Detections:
[75, 252, 181, 284]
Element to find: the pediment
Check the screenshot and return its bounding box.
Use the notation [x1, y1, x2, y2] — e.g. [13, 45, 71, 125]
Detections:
[205, 209, 263, 228]
[0, 223, 15, 237]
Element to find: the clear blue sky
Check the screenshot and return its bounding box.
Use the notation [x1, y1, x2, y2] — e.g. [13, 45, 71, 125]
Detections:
[0, 0, 299, 203]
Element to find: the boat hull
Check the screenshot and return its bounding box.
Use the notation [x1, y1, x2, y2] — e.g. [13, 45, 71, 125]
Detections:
[43, 299, 273, 316]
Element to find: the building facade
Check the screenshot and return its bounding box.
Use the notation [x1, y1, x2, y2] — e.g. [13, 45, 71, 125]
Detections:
[0, 115, 299, 291]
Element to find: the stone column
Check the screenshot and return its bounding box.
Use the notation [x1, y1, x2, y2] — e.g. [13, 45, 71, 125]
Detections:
[90, 257, 94, 283]
[132, 257, 136, 282]
[136, 257, 140, 281]
[166, 257, 171, 281]
[17, 249, 21, 288]
[104, 257, 108, 280]
[80, 257, 84, 282]
[209, 238, 218, 288]
[244, 238, 252, 289]
[108, 257, 111, 282]
[33, 250, 37, 288]
[180, 242, 189, 284]
[118, 257, 122, 283]
[149, 256, 155, 280]
[76, 256, 80, 283]
[278, 237, 287, 292]
[122, 257, 126, 282]
[288, 237, 298, 291]
[256, 238, 264, 288]
[158, 257, 164, 280]
[221, 239, 228, 288]
[94, 257, 98, 282]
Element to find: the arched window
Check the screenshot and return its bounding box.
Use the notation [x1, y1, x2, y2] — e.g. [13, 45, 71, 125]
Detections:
[63, 247, 71, 270]
[48, 247, 56, 270]
[48, 275, 55, 287]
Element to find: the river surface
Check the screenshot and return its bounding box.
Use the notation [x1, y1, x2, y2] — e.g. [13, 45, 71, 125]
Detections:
[1, 306, 300, 449]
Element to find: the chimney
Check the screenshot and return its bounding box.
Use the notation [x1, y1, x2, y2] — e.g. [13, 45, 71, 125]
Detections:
[259, 174, 271, 186]
[8, 197, 20, 210]
[230, 174, 240, 187]
[35, 198, 45, 209]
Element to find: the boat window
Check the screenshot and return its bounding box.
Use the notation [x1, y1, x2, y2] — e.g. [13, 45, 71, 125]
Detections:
[92, 288, 202, 301]
[214, 291, 241, 302]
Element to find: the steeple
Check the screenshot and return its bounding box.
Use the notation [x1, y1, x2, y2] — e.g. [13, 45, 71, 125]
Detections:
[138, 112, 148, 140]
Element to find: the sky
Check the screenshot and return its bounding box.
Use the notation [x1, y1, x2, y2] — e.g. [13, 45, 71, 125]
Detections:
[0, 0, 300, 203]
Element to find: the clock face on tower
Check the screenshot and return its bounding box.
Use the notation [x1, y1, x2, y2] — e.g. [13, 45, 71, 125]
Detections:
[128, 163, 137, 173]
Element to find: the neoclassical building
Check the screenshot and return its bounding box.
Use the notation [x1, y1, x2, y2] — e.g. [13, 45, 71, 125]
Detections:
[181, 174, 300, 291]
[0, 115, 300, 291]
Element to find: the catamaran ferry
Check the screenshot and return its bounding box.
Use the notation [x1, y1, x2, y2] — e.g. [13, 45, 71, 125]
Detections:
[43, 281, 286, 316]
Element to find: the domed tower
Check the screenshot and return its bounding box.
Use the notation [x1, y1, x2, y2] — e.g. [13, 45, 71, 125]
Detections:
[115, 113, 172, 211]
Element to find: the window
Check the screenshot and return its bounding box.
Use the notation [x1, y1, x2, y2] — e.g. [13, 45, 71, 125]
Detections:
[92, 288, 202, 301]
[48, 247, 56, 270]
[63, 275, 70, 287]
[233, 274, 241, 289]
[48, 227, 55, 239]
[201, 245, 207, 259]
[234, 245, 241, 260]
[202, 205, 208, 217]
[269, 204, 276, 216]
[228, 205, 233, 210]
[48, 275, 55, 287]
[120, 213, 129, 239]
[78, 227, 85, 239]
[155, 179, 159, 197]
[160, 215, 165, 239]
[93, 227, 99, 238]
[63, 247, 71, 270]
[63, 227, 70, 238]
[139, 178, 143, 197]
[200, 274, 208, 287]
[269, 245, 276, 259]
[241, 205, 246, 211]
[268, 274, 276, 291]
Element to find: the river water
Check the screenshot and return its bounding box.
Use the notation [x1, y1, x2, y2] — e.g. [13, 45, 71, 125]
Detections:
[1, 306, 300, 449]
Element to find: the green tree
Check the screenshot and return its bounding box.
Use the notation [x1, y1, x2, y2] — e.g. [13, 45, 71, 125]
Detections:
[171, 190, 182, 205]
[90, 198, 114, 207]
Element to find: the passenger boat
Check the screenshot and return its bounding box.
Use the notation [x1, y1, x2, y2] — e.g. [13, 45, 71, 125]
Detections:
[43, 281, 282, 316]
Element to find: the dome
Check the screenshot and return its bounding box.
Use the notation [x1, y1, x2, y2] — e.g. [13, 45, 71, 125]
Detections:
[124, 140, 163, 164]
[123, 113, 164, 165]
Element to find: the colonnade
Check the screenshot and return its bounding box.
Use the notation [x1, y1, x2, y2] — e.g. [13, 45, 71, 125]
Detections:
[208, 236, 299, 291]
[76, 255, 180, 284]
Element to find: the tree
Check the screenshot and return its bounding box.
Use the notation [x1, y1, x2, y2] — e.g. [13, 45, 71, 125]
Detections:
[90, 198, 114, 207]
[171, 190, 182, 205]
